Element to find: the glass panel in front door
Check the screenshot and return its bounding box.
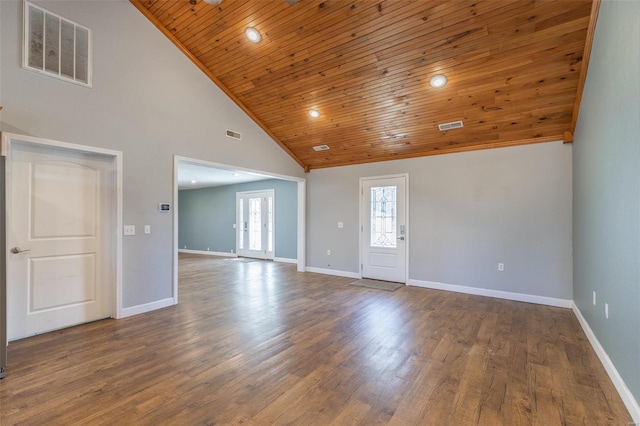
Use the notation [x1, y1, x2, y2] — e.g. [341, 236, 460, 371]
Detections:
[370, 185, 397, 248]
[238, 201, 244, 250]
[267, 196, 273, 253]
[249, 197, 262, 251]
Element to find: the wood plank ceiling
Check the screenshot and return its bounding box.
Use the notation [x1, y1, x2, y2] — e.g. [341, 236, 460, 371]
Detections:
[132, 0, 597, 171]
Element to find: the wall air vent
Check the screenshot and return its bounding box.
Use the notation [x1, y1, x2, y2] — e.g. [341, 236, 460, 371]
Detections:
[313, 144, 330, 151]
[226, 129, 242, 140]
[438, 120, 464, 131]
[23, 1, 93, 87]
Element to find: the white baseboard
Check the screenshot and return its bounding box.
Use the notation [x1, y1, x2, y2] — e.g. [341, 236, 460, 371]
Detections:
[572, 303, 640, 423]
[178, 249, 237, 258]
[305, 266, 360, 279]
[179, 250, 296, 264]
[120, 297, 175, 318]
[408, 279, 572, 308]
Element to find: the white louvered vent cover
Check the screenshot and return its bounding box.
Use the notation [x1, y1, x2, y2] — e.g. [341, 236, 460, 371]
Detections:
[23, 1, 93, 87]
[226, 129, 242, 140]
[313, 144, 330, 151]
[438, 120, 464, 131]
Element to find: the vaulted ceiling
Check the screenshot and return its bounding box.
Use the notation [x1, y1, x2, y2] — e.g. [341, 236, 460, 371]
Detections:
[132, 0, 598, 171]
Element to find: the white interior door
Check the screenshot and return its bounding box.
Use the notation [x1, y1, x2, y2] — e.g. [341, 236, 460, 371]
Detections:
[236, 190, 274, 260]
[361, 175, 407, 283]
[6, 142, 113, 340]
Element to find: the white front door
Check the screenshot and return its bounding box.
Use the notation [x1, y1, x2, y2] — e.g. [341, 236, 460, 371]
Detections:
[236, 190, 274, 260]
[6, 141, 113, 340]
[361, 175, 407, 283]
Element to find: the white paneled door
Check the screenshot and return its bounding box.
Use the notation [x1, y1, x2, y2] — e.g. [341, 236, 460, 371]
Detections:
[6, 142, 113, 340]
[236, 190, 274, 260]
[361, 175, 408, 283]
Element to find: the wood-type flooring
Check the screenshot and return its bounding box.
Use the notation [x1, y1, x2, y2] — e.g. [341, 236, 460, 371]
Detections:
[0, 253, 632, 425]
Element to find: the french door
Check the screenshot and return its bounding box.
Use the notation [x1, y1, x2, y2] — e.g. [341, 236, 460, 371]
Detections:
[360, 175, 408, 283]
[236, 190, 274, 260]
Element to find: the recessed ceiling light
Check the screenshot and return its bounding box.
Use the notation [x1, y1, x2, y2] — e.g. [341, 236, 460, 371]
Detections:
[203, 0, 222, 4]
[429, 74, 447, 88]
[190, 180, 197, 184]
[309, 109, 320, 118]
[245, 27, 262, 43]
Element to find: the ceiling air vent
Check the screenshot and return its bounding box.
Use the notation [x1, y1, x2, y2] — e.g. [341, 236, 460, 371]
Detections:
[226, 129, 242, 140]
[438, 120, 464, 131]
[313, 144, 330, 151]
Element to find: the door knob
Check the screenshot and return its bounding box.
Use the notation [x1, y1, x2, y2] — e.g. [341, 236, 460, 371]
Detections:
[397, 236, 405, 241]
[10, 247, 30, 254]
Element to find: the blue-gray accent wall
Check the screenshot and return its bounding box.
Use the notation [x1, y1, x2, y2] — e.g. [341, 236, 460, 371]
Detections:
[179, 179, 298, 260]
[573, 0, 640, 404]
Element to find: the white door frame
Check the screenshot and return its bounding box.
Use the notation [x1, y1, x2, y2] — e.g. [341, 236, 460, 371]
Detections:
[1, 132, 124, 319]
[359, 173, 409, 283]
[173, 156, 306, 303]
[236, 189, 275, 260]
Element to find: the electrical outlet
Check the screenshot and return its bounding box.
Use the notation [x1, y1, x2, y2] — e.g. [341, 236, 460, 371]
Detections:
[207, 247, 210, 251]
[338, 222, 344, 228]
[498, 262, 504, 272]
[605, 303, 609, 319]
[327, 249, 331, 256]
[593, 291, 596, 306]
[124, 225, 135, 236]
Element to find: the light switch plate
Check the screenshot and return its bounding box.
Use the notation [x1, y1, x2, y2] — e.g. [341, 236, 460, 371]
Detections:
[338, 222, 344, 228]
[124, 225, 135, 236]
[144, 225, 151, 235]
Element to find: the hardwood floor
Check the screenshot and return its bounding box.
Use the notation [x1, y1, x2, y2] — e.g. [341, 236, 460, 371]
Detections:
[0, 253, 632, 425]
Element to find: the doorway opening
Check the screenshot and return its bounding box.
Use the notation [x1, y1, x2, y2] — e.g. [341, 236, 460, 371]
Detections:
[173, 156, 306, 303]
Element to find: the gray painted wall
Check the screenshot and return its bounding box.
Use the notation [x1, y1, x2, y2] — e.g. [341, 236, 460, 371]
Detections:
[0, 1, 304, 308]
[573, 0, 640, 403]
[307, 141, 573, 300]
[179, 179, 298, 259]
